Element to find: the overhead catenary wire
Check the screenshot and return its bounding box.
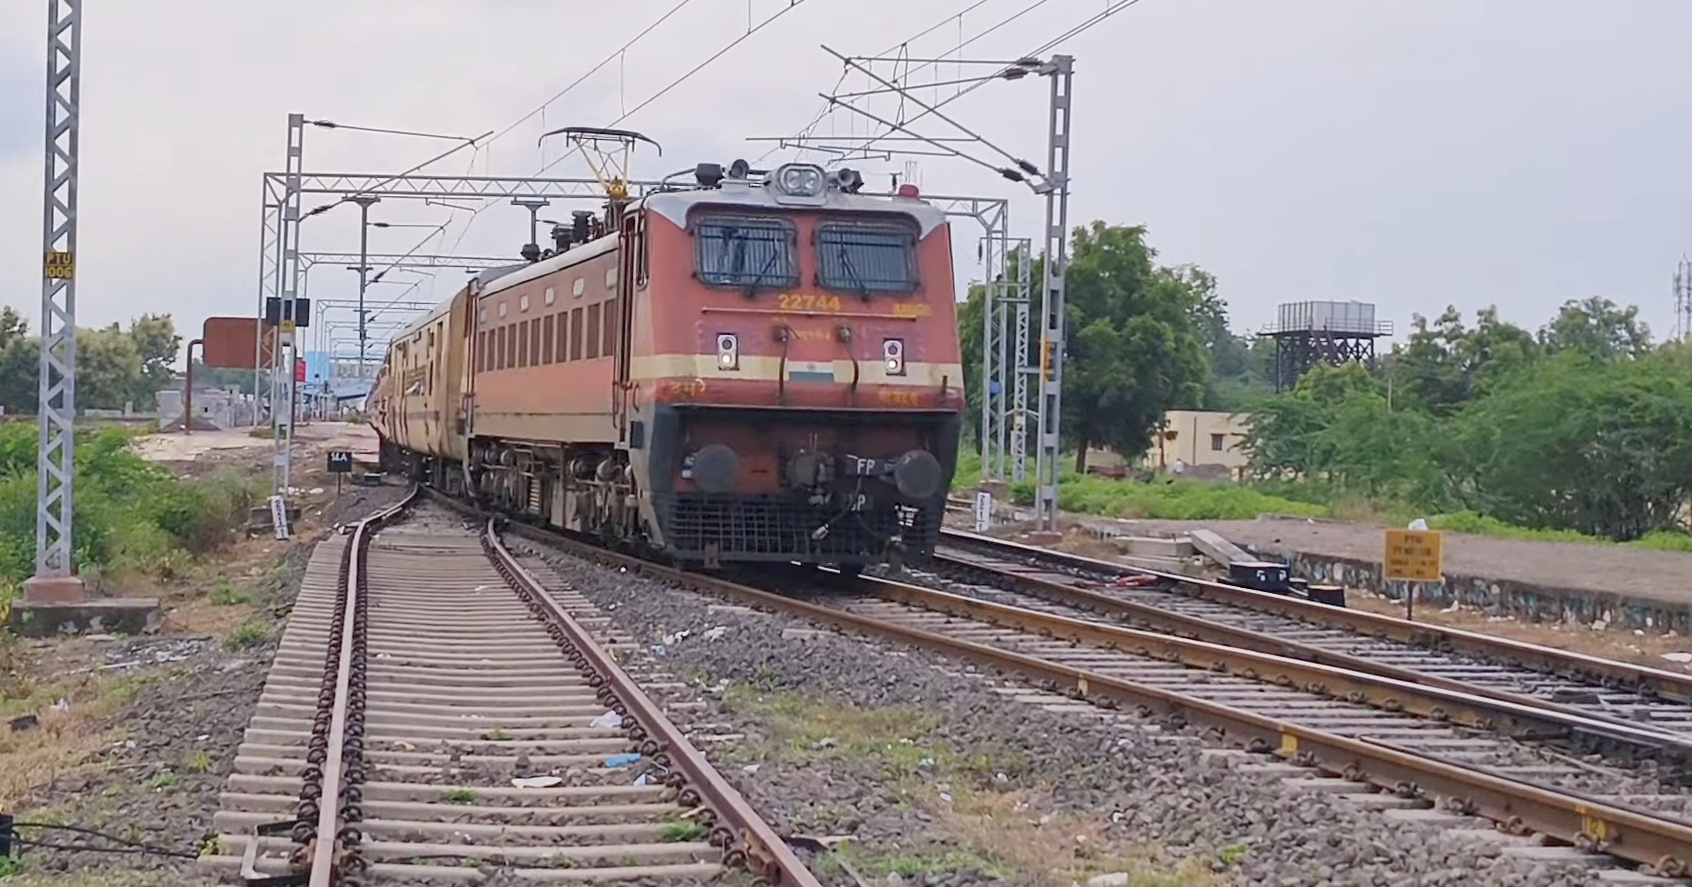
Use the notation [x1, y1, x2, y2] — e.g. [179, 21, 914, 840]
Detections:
[604, 0, 818, 131]
[481, 0, 703, 151]
[838, 0, 1145, 159]
[449, 0, 824, 254]
[754, 0, 996, 164]
[823, 46, 1041, 180]
[302, 132, 493, 219]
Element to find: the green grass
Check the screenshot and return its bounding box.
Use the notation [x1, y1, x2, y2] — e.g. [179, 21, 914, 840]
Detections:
[185, 750, 212, 773]
[1629, 530, 1692, 553]
[439, 789, 477, 804]
[1055, 475, 1329, 521]
[722, 685, 944, 774]
[223, 619, 269, 651]
[957, 444, 1692, 550]
[820, 844, 1013, 881]
[1426, 510, 1602, 543]
[956, 448, 1327, 521]
[210, 581, 250, 606]
[657, 821, 707, 842]
[144, 771, 181, 790]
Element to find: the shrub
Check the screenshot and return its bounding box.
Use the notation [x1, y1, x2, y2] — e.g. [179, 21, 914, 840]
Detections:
[0, 424, 260, 586]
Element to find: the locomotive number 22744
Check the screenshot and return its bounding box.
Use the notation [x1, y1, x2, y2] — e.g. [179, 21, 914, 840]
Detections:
[776, 293, 843, 312]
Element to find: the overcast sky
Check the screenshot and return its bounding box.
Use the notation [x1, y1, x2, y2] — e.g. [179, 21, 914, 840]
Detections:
[2, 0, 1690, 360]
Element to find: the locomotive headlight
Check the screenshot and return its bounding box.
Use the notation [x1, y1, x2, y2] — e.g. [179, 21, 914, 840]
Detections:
[716, 333, 739, 370]
[883, 339, 905, 376]
[774, 163, 826, 197]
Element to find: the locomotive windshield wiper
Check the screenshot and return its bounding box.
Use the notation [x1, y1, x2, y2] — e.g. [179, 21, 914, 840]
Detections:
[742, 248, 785, 296]
[836, 245, 870, 299]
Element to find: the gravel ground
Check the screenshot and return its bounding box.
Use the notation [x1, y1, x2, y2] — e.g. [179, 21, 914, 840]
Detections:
[888, 565, 1687, 805]
[7, 482, 409, 884]
[514, 540, 1624, 887]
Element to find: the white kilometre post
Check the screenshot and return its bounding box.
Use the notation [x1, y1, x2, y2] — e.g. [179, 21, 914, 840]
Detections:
[27, 0, 84, 603]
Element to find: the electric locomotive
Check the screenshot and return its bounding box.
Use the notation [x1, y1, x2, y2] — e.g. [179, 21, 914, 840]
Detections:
[371, 157, 964, 572]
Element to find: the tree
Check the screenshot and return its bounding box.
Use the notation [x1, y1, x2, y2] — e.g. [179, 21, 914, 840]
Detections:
[0, 309, 37, 416]
[1243, 362, 1453, 506]
[76, 324, 145, 411]
[956, 225, 1215, 472]
[127, 313, 180, 408]
[1394, 305, 1538, 414]
[1539, 296, 1651, 361]
[1456, 349, 1692, 539]
[1061, 223, 1210, 472]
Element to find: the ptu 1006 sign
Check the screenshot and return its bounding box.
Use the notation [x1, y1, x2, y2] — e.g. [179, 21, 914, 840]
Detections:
[1384, 529, 1443, 582]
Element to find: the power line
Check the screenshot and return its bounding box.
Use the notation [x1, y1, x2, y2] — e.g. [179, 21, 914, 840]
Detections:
[607, 0, 818, 129]
[823, 46, 1042, 181]
[435, 0, 820, 264]
[755, 0, 996, 164]
[839, 0, 1145, 159]
[482, 0, 703, 151]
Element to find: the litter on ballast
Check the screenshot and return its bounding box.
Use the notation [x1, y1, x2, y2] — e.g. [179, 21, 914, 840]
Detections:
[605, 752, 642, 768]
[511, 776, 562, 789]
[590, 711, 623, 730]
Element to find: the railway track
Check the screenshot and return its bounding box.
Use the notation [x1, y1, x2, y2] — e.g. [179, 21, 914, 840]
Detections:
[933, 528, 1692, 745]
[201, 490, 819, 886]
[492, 515, 1692, 880]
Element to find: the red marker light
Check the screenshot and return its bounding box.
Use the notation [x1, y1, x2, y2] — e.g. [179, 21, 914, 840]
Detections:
[896, 184, 920, 199]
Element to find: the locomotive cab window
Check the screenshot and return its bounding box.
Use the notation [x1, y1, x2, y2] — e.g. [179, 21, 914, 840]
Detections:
[693, 214, 797, 290]
[816, 221, 917, 295]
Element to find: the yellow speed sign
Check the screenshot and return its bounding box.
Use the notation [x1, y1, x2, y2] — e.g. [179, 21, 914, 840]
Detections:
[1384, 529, 1443, 582]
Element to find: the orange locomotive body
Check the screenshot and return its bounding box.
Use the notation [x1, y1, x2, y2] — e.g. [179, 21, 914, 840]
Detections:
[370, 163, 964, 570]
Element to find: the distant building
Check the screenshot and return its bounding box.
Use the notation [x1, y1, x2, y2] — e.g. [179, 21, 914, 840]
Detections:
[1138, 410, 1252, 479]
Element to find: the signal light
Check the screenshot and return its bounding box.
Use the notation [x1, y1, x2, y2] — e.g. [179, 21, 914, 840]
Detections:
[883, 339, 905, 376]
[896, 184, 920, 199]
[717, 333, 739, 370]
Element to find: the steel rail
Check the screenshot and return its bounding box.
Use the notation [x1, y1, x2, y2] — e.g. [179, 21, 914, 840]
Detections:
[492, 518, 1692, 876]
[940, 527, 1692, 704]
[863, 577, 1692, 759]
[479, 519, 825, 887]
[929, 547, 1692, 744]
[304, 488, 416, 887]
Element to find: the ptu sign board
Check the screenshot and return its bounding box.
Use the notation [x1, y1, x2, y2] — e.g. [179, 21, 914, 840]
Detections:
[1384, 529, 1443, 582]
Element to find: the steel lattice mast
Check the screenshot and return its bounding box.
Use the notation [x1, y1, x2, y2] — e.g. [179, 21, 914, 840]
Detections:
[1032, 55, 1073, 532]
[32, 0, 82, 593]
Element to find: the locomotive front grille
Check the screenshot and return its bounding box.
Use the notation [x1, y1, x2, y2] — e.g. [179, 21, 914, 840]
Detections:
[654, 492, 940, 564]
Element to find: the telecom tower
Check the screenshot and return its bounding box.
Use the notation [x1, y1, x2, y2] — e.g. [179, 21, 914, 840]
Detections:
[1674, 257, 1692, 342]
